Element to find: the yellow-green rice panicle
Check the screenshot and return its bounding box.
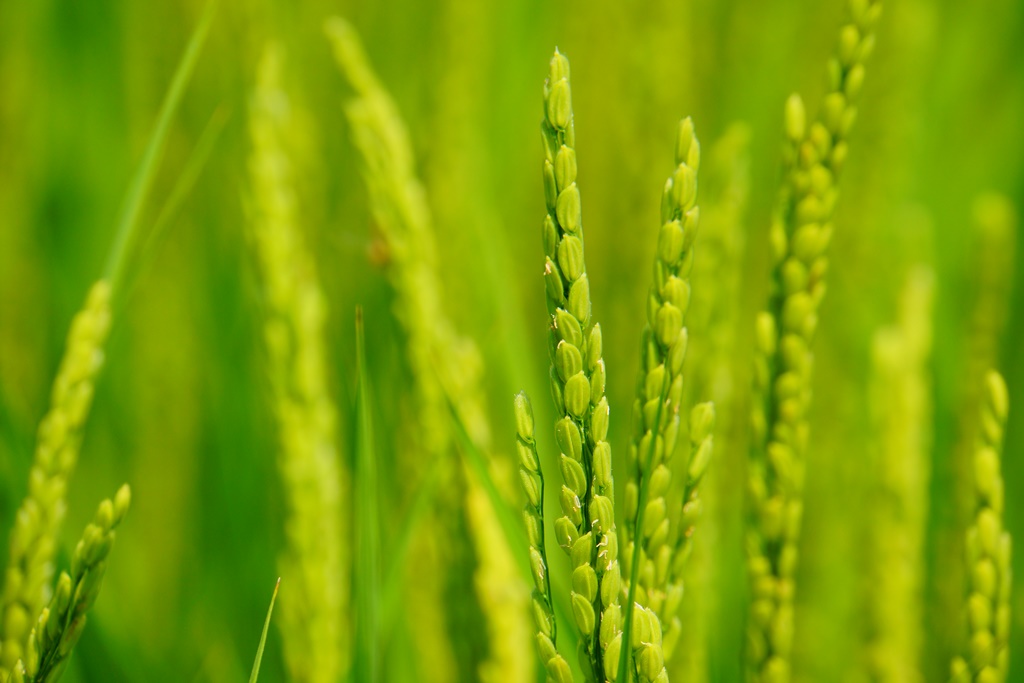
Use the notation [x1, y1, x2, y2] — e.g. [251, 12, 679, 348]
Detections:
[326, 19, 470, 681]
[10, 485, 130, 683]
[934, 193, 1017, 673]
[670, 123, 751, 683]
[515, 393, 574, 683]
[247, 45, 347, 683]
[324, 21, 466, 679]
[964, 196, 1016, 400]
[326, 19, 531, 683]
[745, 1, 882, 681]
[619, 117, 706, 682]
[0, 280, 112, 678]
[949, 371, 1012, 683]
[864, 267, 934, 683]
[540, 48, 623, 682]
[325, 16, 494, 461]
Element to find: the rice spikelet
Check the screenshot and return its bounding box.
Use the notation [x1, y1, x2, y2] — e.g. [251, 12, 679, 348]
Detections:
[247, 44, 347, 683]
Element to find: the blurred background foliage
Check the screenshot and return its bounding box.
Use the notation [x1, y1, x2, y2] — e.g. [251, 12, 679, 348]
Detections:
[0, 0, 1022, 681]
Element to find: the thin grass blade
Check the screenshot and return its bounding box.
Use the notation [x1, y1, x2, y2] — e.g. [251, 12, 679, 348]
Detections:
[249, 578, 281, 683]
[378, 450, 444, 641]
[354, 307, 381, 683]
[104, 0, 218, 296]
[122, 105, 230, 305]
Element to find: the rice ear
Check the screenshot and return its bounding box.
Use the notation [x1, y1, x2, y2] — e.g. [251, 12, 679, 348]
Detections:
[745, 1, 884, 680]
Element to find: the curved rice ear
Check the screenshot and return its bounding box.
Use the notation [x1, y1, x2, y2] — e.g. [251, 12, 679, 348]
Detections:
[23, 486, 131, 682]
[0, 278, 113, 680]
[515, 389, 574, 678]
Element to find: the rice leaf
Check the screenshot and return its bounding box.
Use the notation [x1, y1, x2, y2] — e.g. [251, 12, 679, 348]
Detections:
[378, 452, 444, 642]
[103, 0, 218, 296]
[248, 578, 281, 683]
[354, 307, 381, 683]
[123, 105, 230, 304]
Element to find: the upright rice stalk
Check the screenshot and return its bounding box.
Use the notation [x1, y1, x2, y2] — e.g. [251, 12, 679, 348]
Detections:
[538, 49, 623, 682]
[5, 485, 131, 683]
[745, 2, 882, 680]
[949, 371, 1012, 683]
[326, 19, 531, 683]
[671, 123, 752, 682]
[619, 117, 710, 682]
[864, 266, 934, 682]
[247, 45, 347, 683]
[936, 194, 1017, 669]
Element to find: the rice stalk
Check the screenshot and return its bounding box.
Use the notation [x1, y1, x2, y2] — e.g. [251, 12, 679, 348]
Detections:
[949, 371, 1012, 683]
[619, 116, 707, 683]
[745, 2, 882, 680]
[864, 266, 934, 682]
[248, 578, 281, 683]
[515, 392, 573, 683]
[671, 123, 752, 683]
[448, 397, 578, 657]
[4, 485, 131, 683]
[326, 19, 531, 682]
[538, 48, 623, 682]
[0, 282, 112, 677]
[247, 44, 347, 683]
[0, 5, 213, 674]
[936, 193, 1017, 669]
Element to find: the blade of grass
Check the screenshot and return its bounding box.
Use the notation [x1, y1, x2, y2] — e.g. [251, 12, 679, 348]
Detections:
[354, 307, 381, 683]
[378, 447, 444, 641]
[122, 104, 230, 305]
[103, 0, 218, 298]
[248, 578, 281, 683]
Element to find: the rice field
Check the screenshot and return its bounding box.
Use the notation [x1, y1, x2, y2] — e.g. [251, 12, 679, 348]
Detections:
[0, 0, 1022, 681]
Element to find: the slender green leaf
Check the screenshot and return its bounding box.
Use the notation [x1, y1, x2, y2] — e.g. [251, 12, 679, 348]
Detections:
[121, 105, 230, 306]
[354, 307, 381, 683]
[248, 578, 281, 683]
[104, 0, 218, 297]
[378, 449, 444, 641]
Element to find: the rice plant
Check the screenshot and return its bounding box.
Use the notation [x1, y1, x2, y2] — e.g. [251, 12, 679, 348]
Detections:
[1, 1, 1022, 682]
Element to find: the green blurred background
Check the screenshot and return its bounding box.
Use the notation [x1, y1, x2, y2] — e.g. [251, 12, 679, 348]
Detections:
[1, 0, 1022, 681]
